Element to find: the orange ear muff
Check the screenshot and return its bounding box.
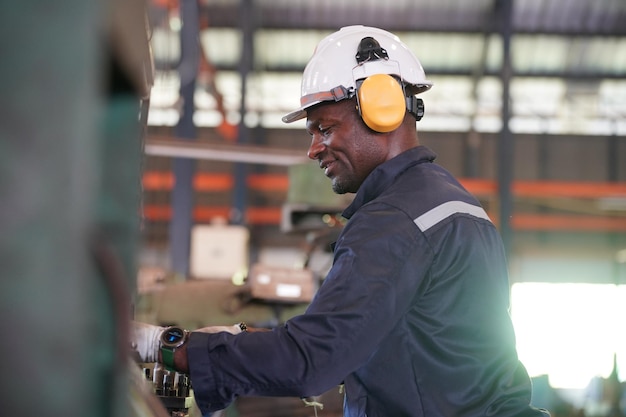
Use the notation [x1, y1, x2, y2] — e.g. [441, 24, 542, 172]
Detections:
[357, 73, 406, 133]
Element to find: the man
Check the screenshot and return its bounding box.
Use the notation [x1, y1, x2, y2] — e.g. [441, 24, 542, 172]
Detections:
[134, 26, 549, 417]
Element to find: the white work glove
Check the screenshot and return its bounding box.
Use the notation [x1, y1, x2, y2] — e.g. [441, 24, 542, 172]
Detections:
[131, 321, 245, 363]
[131, 321, 165, 363]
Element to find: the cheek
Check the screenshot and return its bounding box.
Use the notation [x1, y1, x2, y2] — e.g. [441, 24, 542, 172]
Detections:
[345, 134, 383, 177]
[330, 108, 376, 166]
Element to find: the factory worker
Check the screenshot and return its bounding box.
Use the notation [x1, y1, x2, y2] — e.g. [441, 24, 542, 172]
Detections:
[133, 25, 550, 417]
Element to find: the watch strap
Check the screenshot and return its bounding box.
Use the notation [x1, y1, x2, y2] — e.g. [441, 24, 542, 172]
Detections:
[161, 346, 176, 372]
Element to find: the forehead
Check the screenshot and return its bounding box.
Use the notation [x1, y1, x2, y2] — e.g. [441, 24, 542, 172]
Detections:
[306, 99, 355, 127]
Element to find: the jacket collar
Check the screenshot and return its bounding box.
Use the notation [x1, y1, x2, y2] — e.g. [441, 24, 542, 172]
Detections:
[342, 146, 436, 219]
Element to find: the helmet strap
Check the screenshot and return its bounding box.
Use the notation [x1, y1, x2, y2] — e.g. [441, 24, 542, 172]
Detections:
[406, 96, 425, 121]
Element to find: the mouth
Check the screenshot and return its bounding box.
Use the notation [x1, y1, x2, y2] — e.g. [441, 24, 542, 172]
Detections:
[320, 160, 335, 177]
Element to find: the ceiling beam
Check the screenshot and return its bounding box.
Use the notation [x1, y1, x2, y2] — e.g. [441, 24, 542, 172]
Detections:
[199, 4, 626, 36]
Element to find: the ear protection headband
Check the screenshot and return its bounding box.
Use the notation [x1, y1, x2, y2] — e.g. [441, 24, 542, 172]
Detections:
[354, 37, 424, 133]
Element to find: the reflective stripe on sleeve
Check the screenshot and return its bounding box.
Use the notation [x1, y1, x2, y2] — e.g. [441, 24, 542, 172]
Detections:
[414, 201, 491, 232]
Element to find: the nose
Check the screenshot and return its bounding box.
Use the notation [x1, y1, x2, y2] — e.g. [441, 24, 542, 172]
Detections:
[307, 135, 325, 160]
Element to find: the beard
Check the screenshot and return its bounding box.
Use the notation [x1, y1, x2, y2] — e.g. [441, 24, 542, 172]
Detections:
[330, 172, 360, 194]
[331, 180, 349, 194]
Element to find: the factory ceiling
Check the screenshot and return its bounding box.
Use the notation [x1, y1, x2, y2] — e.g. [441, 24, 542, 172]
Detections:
[146, 0, 626, 136]
[200, 0, 626, 36]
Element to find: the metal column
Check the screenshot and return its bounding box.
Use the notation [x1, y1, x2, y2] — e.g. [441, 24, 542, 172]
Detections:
[169, 0, 200, 277]
[496, 0, 515, 256]
[231, 0, 257, 225]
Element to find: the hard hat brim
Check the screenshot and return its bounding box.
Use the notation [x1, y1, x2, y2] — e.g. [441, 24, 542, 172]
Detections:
[281, 101, 321, 123]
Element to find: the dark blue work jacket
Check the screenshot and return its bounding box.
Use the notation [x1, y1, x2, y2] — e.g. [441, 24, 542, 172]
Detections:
[187, 146, 550, 417]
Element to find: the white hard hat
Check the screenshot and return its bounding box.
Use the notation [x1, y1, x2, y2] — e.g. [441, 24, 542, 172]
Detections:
[282, 25, 432, 124]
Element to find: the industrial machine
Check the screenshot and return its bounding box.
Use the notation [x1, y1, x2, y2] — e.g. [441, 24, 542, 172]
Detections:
[146, 363, 193, 417]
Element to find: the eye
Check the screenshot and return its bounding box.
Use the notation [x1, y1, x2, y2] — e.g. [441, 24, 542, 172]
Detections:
[306, 121, 333, 138]
[318, 125, 331, 136]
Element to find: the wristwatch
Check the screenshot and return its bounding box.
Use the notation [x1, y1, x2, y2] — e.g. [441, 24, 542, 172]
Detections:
[159, 326, 189, 372]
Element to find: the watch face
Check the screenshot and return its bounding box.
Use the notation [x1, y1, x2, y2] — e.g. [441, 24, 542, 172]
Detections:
[161, 327, 187, 348]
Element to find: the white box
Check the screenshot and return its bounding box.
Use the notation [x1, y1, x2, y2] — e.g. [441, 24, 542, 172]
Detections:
[189, 224, 249, 280]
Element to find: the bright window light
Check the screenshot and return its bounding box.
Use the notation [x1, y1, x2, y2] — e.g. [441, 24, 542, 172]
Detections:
[511, 282, 625, 390]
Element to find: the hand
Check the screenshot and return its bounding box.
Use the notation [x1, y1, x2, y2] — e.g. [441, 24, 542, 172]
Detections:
[194, 323, 272, 334]
[194, 323, 245, 335]
[131, 321, 165, 363]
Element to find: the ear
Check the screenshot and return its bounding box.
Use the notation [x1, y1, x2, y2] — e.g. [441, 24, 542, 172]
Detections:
[357, 74, 406, 133]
